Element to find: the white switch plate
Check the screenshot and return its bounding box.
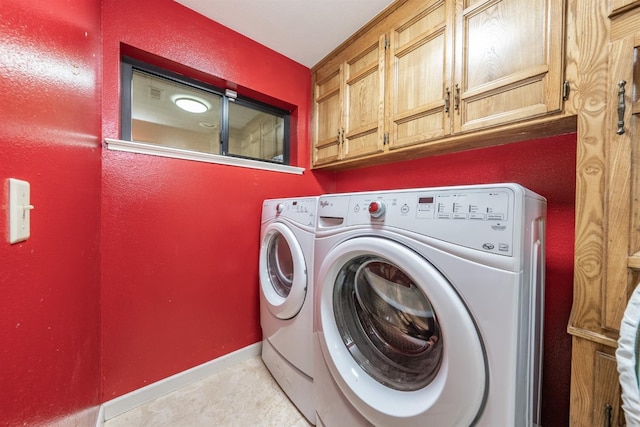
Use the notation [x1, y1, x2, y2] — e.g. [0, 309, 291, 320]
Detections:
[8, 178, 32, 244]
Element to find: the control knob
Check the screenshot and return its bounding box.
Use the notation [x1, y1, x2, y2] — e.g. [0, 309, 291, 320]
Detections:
[368, 200, 386, 219]
[276, 203, 285, 214]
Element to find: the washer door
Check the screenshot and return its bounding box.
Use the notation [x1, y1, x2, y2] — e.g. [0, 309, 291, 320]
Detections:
[259, 222, 307, 319]
[317, 236, 487, 426]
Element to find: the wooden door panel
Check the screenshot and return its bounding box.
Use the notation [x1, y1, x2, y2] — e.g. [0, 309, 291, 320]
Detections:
[456, 0, 564, 133]
[604, 36, 636, 332]
[593, 351, 623, 427]
[346, 62, 379, 134]
[389, 0, 452, 149]
[314, 67, 342, 164]
[463, 76, 548, 129]
[464, 0, 545, 89]
[343, 37, 385, 159]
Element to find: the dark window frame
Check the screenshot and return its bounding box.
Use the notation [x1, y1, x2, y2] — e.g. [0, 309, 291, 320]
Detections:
[120, 56, 291, 165]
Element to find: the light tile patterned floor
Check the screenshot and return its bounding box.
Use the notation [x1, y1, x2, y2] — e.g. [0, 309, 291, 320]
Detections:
[104, 356, 312, 427]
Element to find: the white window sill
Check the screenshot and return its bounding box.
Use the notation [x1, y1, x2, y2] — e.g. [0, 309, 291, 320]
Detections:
[104, 139, 305, 175]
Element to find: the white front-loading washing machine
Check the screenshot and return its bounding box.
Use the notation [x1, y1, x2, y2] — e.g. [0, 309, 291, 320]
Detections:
[260, 197, 318, 424]
[313, 184, 546, 427]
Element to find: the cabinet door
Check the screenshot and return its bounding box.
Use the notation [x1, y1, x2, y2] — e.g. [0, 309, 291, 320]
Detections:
[342, 35, 386, 160]
[387, 0, 454, 150]
[592, 351, 624, 427]
[313, 64, 343, 166]
[454, 0, 565, 133]
[604, 33, 639, 333]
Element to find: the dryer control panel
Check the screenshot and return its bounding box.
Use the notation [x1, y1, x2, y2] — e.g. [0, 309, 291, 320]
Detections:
[262, 197, 318, 229]
[317, 184, 546, 257]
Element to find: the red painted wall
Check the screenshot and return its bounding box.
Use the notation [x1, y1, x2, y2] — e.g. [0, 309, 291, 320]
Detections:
[333, 133, 576, 427]
[0, 0, 577, 424]
[100, 0, 331, 400]
[0, 0, 102, 425]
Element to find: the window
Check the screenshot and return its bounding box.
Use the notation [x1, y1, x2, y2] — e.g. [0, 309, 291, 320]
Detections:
[120, 57, 290, 165]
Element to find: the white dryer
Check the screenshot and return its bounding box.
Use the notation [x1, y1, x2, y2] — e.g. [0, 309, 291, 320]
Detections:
[313, 184, 546, 427]
[260, 197, 318, 424]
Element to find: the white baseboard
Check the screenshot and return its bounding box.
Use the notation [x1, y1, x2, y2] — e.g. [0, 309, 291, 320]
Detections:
[95, 405, 104, 427]
[97, 342, 262, 425]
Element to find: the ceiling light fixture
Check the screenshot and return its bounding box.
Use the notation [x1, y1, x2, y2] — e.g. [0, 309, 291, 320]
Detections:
[174, 97, 209, 113]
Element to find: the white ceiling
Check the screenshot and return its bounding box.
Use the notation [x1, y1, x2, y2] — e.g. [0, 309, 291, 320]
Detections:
[174, 0, 396, 68]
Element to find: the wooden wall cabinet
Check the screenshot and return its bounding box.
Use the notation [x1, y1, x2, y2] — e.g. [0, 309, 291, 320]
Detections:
[389, 0, 565, 149]
[386, 0, 453, 149]
[313, 34, 386, 166]
[312, 0, 568, 168]
[569, 0, 640, 425]
[453, 0, 565, 133]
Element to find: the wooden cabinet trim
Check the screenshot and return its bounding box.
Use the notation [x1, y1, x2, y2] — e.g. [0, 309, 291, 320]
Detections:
[312, 114, 576, 170]
[313, 0, 569, 169]
[609, 0, 640, 19]
[568, 0, 609, 336]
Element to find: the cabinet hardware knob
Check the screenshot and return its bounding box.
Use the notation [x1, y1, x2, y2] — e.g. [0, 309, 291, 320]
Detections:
[617, 80, 626, 135]
[445, 87, 450, 113]
[562, 80, 571, 101]
[604, 403, 612, 427]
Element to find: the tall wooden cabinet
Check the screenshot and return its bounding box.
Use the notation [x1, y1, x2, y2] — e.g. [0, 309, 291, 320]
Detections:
[312, 0, 568, 168]
[569, 0, 640, 425]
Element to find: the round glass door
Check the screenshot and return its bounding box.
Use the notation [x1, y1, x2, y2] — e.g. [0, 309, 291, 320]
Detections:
[317, 236, 486, 424]
[267, 232, 294, 298]
[259, 222, 307, 319]
[334, 256, 443, 391]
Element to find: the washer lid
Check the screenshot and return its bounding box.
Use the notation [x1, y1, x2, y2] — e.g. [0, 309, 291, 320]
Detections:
[318, 236, 487, 426]
[259, 222, 307, 319]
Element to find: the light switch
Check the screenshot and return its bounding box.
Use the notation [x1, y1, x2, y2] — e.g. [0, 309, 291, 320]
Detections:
[8, 178, 34, 244]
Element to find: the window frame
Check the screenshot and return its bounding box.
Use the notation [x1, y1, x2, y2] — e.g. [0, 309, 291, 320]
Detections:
[120, 56, 291, 166]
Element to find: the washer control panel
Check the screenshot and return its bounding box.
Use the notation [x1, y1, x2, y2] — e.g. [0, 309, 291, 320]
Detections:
[415, 191, 509, 221]
[318, 185, 545, 256]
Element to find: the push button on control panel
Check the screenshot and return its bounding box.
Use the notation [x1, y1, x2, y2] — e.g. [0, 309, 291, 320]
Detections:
[369, 200, 386, 219]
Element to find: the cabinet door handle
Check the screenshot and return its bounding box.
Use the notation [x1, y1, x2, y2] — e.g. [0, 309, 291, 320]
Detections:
[444, 87, 450, 113]
[617, 80, 626, 135]
[454, 84, 460, 111]
[604, 403, 612, 427]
